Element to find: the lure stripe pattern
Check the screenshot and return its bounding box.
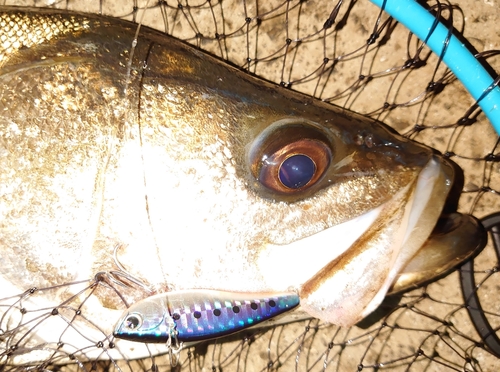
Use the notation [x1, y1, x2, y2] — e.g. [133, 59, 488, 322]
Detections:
[114, 290, 300, 343]
[169, 293, 297, 341]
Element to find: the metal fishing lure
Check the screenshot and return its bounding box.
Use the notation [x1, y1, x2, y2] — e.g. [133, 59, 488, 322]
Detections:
[113, 290, 300, 344]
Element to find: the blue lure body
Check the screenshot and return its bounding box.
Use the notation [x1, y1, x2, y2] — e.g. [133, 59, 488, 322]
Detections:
[113, 289, 300, 343]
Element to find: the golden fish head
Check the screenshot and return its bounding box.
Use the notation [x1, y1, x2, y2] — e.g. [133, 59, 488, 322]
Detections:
[0, 7, 486, 361]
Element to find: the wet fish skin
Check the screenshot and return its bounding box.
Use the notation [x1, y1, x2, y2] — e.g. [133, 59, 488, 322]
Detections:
[0, 7, 485, 361]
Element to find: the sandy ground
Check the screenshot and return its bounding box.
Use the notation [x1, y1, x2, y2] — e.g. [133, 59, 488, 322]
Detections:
[1, 0, 499, 371]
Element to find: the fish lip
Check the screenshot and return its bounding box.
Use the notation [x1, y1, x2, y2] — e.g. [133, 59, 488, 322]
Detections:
[389, 213, 487, 295]
[437, 154, 456, 186]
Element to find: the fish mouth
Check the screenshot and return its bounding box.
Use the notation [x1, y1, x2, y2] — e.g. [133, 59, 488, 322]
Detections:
[389, 212, 487, 294]
[259, 154, 484, 327]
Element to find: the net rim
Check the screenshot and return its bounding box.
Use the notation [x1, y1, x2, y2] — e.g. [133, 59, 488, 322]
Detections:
[370, 0, 500, 135]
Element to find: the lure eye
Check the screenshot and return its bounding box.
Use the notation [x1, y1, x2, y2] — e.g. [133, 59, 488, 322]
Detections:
[249, 119, 332, 194]
[124, 313, 143, 330]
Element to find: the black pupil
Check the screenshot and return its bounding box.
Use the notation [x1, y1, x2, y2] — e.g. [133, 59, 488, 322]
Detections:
[279, 154, 315, 189]
[213, 309, 221, 316]
[126, 315, 140, 329]
[269, 300, 276, 307]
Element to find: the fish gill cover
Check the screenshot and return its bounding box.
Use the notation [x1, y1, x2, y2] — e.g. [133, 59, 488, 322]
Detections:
[0, 0, 499, 371]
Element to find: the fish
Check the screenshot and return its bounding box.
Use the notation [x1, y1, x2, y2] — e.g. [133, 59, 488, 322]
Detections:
[0, 6, 486, 364]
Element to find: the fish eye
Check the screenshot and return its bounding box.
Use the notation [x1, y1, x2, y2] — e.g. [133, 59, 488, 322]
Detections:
[249, 119, 332, 194]
[124, 313, 143, 330]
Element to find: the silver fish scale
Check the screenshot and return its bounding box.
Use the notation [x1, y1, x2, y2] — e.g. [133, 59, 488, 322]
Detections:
[0, 11, 89, 63]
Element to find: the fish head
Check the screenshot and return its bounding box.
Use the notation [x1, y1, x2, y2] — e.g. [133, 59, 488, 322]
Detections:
[112, 35, 459, 327]
[0, 8, 485, 361]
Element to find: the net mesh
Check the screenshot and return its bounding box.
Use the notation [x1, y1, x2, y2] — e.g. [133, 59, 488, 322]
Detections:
[0, 0, 499, 371]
